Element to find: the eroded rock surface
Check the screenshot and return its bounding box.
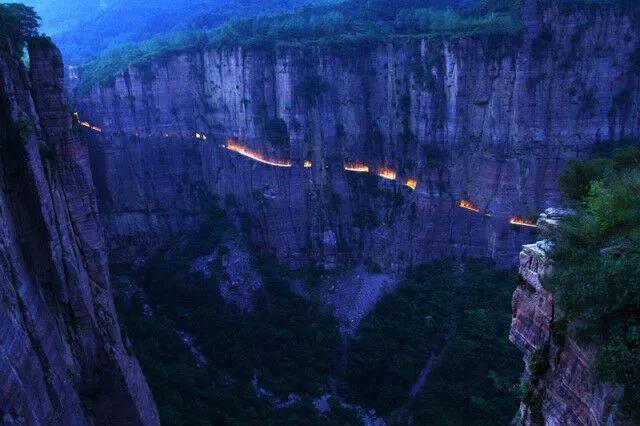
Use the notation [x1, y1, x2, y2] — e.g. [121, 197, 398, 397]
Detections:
[322, 266, 398, 336]
[0, 41, 158, 425]
[78, 1, 640, 271]
[509, 209, 623, 425]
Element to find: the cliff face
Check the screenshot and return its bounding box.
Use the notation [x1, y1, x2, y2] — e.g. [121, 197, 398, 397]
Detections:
[0, 41, 158, 424]
[509, 209, 623, 425]
[77, 0, 640, 268]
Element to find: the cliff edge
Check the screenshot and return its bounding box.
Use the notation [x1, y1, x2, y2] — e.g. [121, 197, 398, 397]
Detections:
[509, 209, 624, 425]
[0, 39, 159, 424]
[77, 0, 640, 269]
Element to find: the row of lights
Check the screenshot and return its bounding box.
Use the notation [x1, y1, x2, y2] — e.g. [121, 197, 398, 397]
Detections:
[74, 113, 212, 141]
[75, 117, 539, 228]
[459, 199, 538, 228]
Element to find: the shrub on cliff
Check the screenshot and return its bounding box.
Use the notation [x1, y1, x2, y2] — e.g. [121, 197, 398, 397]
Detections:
[77, 0, 524, 92]
[550, 145, 640, 417]
[0, 4, 40, 58]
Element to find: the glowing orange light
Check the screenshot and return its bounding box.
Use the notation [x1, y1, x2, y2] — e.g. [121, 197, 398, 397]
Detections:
[459, 199, 481, 213]
[75, 114, 102, 133]
[510, 216, 538, 228]
[224, 137, 292, 168]
[404, 178, 417, 190]
[304, 160, 312, 168]
[377, 166, 397, 181]
[344, 162, 369, 173]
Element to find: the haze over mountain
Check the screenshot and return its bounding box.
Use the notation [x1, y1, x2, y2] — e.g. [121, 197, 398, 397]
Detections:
[1, 0, 330, 63]
[0, 1, 639, 425]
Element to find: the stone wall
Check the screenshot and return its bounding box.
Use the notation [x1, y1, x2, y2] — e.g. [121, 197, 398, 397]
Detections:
[0, 40, 158, 424]
[77, 0, 640, 269]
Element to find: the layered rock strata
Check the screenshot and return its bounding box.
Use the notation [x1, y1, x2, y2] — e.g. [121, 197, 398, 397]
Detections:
[78, 0, 640, 269]
[509, 209, 623, 425]
[0, 40, 158, 424]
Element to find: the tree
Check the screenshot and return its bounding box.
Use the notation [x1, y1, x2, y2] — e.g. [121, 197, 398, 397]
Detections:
[550, 146, 640, 418]
[0, 4, 40, 57]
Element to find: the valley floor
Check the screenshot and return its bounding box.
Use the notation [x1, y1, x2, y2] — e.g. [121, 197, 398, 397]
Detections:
[111, 204, 522, 425]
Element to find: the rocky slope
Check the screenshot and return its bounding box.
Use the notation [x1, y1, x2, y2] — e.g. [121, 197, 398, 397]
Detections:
[509, 209, 624, 425]
[77, 0, 640, 269]
[0, 40, 158, 424]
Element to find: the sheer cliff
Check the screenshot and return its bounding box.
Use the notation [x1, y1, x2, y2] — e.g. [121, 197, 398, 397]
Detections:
[77, 0, 640, 269]
[0, 40, 158, 424]
[509, 209, 624, 425]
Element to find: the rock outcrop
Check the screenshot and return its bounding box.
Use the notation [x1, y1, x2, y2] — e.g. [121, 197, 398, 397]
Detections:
[509, 209, 623, 425]
[77, 0, 640, 270]
[0, 40, 158, 424]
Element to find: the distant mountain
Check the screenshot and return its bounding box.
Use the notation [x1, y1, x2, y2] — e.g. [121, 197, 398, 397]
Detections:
[1, 0, 329, 64]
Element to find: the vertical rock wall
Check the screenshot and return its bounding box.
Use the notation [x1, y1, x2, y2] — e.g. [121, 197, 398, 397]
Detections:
[77, 0, 640, 269]
[509, 209, 623, 425]
[0, 41, 158, 424]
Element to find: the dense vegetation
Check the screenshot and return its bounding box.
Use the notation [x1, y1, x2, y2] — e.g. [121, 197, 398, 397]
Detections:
[76, 0, 640, 92]
[115, 205, 349, 424]
[551, 141, 640, 417]
[0, 3, 39, 57]
[115, 200, 525, 424]
[346, 260, 522, 423]
[76, 0, 523, 92]
[8, 0, 326, 64]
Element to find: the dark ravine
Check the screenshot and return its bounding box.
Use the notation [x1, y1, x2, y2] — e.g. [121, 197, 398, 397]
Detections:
[0, 40, 158, 424]
[77, 0, 640, 271]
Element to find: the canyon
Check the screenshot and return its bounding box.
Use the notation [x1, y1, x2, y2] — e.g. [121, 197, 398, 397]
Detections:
[69, 1, 640, 423]
[0, 0, 638, 424]
[76, 0, 640, 272]
[0, 39, 158, 424]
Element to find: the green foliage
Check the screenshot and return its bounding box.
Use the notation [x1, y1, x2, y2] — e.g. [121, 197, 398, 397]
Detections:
[77, 0, 523, 91]
[529, 345, 549, 379]
[549, 146, 640, 417]
[0, 4, 40, 58]
[551, 317, 568, 347]
[528, 388, 546, 425]
[115, 206, 344, 423]
[35, 0, 327, 65]
[559, 158, 608, 201]
[346, 260, 522, 423]
[521, 377, 545, 425]
[559, 141, 640, 201]
[411, 262, 522, 425]
[346, 262, 455, 415]
[77, 31, 211, 93]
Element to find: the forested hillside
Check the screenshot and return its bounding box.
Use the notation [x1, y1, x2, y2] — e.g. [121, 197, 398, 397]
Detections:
[550, 141, 640, 419]
[0, 0, 328, 64]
